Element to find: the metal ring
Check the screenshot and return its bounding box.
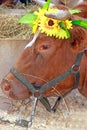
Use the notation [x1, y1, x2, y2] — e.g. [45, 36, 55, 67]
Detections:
[33, 90, 41, 98]
[71, 64, 80, 74]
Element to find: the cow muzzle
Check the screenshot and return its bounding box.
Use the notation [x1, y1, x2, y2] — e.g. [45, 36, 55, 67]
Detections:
[0, 77, 31, 100]
[1, 78, 18, 99]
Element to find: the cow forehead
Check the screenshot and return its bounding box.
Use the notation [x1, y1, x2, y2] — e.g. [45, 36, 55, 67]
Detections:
[20, 1, 87, 49]
[25, 32, 55, 48]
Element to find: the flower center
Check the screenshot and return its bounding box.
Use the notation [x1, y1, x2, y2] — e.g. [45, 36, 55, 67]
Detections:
[48, 20, 54, 26]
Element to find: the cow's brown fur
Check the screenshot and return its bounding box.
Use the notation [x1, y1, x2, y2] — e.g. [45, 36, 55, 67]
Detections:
[73, 2, 87, 18]
[0, 0, 15, 6]
[0, 2, 87, 100]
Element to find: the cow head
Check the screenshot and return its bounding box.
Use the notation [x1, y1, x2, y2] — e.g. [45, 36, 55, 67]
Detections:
[0, 1, 87, 100]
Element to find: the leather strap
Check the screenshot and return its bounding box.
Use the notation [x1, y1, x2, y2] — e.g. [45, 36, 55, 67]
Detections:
[10, 52, 83, 96]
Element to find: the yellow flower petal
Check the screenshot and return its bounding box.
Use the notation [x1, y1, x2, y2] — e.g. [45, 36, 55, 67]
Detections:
[56, 29, 67, 39]
[33, 8, 46, 33]
[64, 20, 72, 29]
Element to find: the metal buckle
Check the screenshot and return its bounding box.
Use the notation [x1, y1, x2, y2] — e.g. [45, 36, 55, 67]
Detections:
[33, 90, 41, 98]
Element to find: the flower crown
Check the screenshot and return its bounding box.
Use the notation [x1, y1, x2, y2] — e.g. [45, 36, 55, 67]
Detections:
[19, 0, 87, 39]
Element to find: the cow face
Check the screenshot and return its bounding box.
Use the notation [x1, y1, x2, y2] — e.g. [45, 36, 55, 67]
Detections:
[1, 25, 87, 100]
[0, 2, 87, 100]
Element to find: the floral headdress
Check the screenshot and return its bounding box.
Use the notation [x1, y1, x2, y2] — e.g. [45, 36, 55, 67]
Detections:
[19, 0, 87, 39]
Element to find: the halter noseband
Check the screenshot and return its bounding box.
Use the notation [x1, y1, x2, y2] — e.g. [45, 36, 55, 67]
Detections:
[10, 52, 83, 98]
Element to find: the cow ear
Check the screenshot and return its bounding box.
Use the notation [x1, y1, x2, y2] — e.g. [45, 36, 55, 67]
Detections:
[73, 2, 87, 18]
[70, 26, 87, 52]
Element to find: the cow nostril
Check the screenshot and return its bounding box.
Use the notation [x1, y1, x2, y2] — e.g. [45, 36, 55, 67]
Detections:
[4, 84, 11, 91]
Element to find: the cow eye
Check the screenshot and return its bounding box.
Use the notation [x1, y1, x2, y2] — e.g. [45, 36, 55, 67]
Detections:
[38, 44, 51, 51]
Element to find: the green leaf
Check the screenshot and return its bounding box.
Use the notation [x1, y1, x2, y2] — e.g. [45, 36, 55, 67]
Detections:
[72, 20, 87, 28]
[19, 13, 37, 27]
[43, 0, 51, 10]
[59, 22, 71, 38]
[69, 9, 81, 14]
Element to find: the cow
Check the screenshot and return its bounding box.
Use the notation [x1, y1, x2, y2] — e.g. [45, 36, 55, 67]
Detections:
[0, 0, 87, 126]
[0, 0, 32, 6]
[0, 0, 14, 6]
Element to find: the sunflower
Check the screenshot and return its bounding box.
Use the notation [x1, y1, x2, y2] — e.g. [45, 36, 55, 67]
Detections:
[39, 17, 72, 39]
[33, 8, 59, 34]
[38, 8, 73, 39]
[32, 8, 46, 33]
[39, 16, 59, 37]
[19, 0, 82, 40]
[38, 8, 59, 36]
[32, 7, 73, 39]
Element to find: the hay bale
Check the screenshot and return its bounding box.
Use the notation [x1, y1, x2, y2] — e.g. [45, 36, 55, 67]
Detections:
[0, 15, 31, 39]
[0, 4, 39, 39]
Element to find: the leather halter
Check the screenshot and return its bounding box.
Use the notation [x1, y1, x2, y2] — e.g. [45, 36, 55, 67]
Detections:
[10, 51, 86, 127]
[10, 52, 83, 98]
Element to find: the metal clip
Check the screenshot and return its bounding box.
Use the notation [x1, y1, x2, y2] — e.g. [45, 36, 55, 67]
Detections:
[28, 97, 38, 127]
[15, 97, 38, 127]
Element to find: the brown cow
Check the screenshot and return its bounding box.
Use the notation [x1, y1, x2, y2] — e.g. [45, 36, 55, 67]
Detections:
[0, 0, 15, 6]
[0, 1, 87, 113]
[0, 0, 32, 6]
[0, 1, 87, 126]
